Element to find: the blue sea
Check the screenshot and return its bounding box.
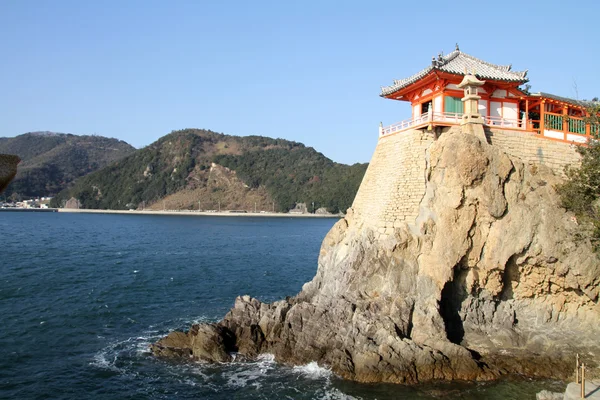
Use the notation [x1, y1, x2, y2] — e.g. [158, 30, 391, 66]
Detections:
[1, 212, 564, 399]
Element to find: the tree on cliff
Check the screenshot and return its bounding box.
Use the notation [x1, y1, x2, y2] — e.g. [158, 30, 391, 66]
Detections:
[558, 104, 600, 249]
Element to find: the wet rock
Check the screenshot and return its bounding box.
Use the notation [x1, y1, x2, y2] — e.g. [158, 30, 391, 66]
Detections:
[151, 324, 234, 362]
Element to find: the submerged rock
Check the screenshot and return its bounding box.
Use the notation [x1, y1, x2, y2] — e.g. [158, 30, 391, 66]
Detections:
[153, 128, 600, 383]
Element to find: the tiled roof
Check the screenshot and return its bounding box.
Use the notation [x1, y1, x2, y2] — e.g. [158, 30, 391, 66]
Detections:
[380, 49, 529, 97]
[530, 92, 599, 108]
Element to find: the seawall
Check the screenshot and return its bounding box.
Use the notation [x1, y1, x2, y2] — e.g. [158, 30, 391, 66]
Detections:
[57, 208, 340, 218]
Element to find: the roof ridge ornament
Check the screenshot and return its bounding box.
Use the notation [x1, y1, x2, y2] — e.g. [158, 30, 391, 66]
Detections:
[455, 43, 460, 51]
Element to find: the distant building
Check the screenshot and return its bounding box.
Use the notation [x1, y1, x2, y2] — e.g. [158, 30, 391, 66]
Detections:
[379, 45, 599, 144]
[65, 197, 81, 209]
[289, 203, 308, 214]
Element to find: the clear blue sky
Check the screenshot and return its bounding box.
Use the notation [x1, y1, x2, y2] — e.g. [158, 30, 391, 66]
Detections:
[1, 0, 598, 164]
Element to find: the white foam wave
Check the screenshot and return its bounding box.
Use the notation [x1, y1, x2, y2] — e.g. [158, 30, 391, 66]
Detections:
[134, 336, 154, 355]
[90, 331, 161, 372]
[224, 353, 277, 388]
[292, 361, 332, 379]
[318, 388, 361, 400]
[90, 318, 218, 378]
[185, 316, 210, 325]
[256, 353, 276, 363]
[91, 347, 122, 372]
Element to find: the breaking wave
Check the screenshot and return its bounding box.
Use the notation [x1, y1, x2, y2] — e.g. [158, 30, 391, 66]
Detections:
[90, 322, 358, 399]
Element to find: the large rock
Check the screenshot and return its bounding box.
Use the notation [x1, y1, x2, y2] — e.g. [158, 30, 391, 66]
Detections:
[152, 130, 600, 383]
[150, 324, 234, 362]
[0, 154, 20, 194]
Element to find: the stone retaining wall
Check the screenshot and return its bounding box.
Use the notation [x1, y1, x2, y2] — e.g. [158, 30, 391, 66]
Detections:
[352, 129, 435, 235]
[485, 128, 581, 178]
[352, 126, 581, 233]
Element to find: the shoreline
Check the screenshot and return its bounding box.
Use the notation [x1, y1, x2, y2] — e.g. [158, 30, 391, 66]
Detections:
[0, 208, 57, 213]
[56, 208, 342, 218]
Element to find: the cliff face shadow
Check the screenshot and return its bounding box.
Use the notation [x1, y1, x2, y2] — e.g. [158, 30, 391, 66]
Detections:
[500, 254, 520, 301]
[439, 267, 469, 345]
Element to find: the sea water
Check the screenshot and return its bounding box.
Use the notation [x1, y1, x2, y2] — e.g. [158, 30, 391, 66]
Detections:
[0, 212, 564, 399]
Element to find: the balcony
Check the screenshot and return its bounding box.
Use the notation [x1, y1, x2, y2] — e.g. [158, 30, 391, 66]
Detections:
[379, 112, 528, 138]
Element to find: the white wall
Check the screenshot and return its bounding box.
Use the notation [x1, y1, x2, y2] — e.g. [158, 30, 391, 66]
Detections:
[478, 100, 487, 115]
[503, 103, 518, 120]
[434, 95, 443, 113]
[566, 133, 588, 143]
[544, 130, 565, 140]
[490, 101, 502, 117]
[413, 104, 421, 118]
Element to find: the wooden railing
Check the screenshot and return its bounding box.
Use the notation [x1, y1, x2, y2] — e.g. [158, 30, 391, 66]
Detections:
[483, 115, 523, 128]
[381, 114, 430, 136]
[568, 117, 587, 134]
[545, 112, 564, 131]
[380, 112, 463, 136]
[380, 112, 596, 143]
[539, 112, 600, 143]
[434, 111, 463, 123]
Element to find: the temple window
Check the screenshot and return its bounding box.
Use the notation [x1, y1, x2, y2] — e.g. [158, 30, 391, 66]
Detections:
[444, 96, 463, 114]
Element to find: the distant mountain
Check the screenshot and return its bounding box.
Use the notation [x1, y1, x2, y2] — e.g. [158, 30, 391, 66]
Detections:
[51, 129, 368, 213]
[0, 132, 135, 198]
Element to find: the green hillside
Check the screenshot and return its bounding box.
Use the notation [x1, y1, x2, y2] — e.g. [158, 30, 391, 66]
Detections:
[50, 129, 368, 213]
[0, 132, 135, 198]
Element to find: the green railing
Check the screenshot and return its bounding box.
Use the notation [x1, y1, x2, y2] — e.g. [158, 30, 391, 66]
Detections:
[568, 118, 586, 134]
[545, 114, 563, 131]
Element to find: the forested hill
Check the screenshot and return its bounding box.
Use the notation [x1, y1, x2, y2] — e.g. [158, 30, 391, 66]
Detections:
[50, 129, 368, 213]
[0, 132, 135, 198]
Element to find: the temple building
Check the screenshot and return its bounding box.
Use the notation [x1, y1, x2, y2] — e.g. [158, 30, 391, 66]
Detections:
[379, 45, 599, 143]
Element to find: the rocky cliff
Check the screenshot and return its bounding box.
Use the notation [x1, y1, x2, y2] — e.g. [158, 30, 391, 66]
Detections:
[152, 127, 600, 383]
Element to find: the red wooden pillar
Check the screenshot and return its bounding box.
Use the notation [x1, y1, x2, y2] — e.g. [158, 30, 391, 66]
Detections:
[540, 101, 546, 135]
[525, 99, 529, 130]
[585, 110, 591, 139]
